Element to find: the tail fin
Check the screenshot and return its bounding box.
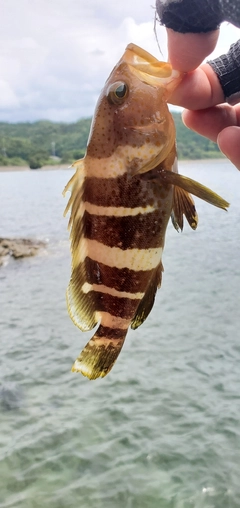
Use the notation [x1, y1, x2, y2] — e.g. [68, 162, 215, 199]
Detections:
[71, 325, 127, 380]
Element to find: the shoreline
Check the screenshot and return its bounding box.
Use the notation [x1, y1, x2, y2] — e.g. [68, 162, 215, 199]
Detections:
[0, 163, 70, 172]
[0, 158, 227, 173]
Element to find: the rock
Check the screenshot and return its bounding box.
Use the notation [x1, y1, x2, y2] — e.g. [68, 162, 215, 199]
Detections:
[0, 255, 8, 266]
[0, 384, 24, 411]
[0, 238, 47, 263]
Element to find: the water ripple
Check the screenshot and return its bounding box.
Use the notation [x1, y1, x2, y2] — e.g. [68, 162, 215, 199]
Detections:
[0, 163, 240, 507]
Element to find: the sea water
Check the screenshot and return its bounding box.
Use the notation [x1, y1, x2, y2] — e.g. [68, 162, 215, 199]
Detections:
[0, 160, 240, 508]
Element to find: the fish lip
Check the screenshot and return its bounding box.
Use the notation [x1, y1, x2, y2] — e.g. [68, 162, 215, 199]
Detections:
[122, 43, 183, 91]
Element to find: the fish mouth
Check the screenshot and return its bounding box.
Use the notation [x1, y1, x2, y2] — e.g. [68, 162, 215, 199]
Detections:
[123, 43, 182, 92]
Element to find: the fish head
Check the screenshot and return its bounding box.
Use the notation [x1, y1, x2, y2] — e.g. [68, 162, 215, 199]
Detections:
[87, 43, 183, 173]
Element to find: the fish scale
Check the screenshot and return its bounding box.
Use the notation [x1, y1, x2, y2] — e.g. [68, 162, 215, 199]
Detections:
[64, 43, 229, 380]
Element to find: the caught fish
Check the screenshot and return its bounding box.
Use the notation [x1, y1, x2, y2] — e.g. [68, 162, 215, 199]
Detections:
[63, 43, 229, 380]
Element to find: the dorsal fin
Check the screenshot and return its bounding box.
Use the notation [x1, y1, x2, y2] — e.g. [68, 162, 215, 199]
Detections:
[63, 158, 98, 332]
[63, 159, 85, 228]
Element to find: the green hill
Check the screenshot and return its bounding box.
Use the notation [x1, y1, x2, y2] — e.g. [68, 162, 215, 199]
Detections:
[173, 113, 222, 160]
[0, 113, 222, 168]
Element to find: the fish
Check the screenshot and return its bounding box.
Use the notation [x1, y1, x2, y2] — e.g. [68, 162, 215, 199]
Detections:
[63, 43, 229, 380]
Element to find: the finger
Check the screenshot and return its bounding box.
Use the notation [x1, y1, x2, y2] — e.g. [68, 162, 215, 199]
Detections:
[167, 29, 219, 72]
[217, 126, 240, 170]
[182, 104, 240, 142]
[169, 64, 224, 109]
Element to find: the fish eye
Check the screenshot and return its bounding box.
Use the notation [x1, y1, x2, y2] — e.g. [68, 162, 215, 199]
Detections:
[107, 81, 129, 105]
[115, 83, 127, 98]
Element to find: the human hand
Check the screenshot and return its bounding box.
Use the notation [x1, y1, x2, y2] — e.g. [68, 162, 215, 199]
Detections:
[167, 29, 240, 170]
[166, 28, 219, 72]
[182, 105, 240, 171]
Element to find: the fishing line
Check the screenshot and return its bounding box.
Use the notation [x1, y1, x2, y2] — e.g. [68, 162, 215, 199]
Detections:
[153, 8, 164, 57]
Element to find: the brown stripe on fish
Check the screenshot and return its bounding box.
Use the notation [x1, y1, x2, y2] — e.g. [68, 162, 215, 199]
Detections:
[83, 291, 141, 320]
[68, 259, 163, 332]
[82, 209, 165, 249]
[72, 257, 158, 293]
[67, 265, 143, 330]
[94, 325, 128, 339]
[83, 172, 171, 208]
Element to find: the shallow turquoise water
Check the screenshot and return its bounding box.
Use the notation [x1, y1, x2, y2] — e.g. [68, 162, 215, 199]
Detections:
[0, 160, 240, 507]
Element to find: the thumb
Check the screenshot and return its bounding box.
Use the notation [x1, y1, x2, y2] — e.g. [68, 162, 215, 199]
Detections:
[217, 126, 240, 170]
[167, 29, 219, 72]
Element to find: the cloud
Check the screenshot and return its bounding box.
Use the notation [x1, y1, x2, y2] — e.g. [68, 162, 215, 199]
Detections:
[1, 0, 239, 122]
[0, 81, 19, 109]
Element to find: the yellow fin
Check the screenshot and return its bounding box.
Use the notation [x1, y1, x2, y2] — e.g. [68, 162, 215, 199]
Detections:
[172, 186, 198, 231]
[66, 279, 98, 332]
[158, 169, 230, 211]
[63, 159, 84, 195]
[63, 158, 85, 223]
[71, 326, 127, 380]
[131, 263, 163, 330]
[63, 157, 97, 331]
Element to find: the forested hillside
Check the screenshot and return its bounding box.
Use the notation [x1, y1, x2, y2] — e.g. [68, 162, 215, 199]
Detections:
[0, 113, 222, 168]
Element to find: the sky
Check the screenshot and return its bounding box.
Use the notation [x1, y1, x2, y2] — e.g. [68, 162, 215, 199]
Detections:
[1, 0, 240, 124]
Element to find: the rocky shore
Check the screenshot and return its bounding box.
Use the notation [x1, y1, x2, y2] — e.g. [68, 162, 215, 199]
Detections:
[0, 238, 47, 265]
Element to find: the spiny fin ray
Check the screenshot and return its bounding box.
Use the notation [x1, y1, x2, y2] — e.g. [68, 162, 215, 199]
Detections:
[158, 169, 230, 211]
[64, 158, 99, 331]
[131, 263, 163, 330]
[63, 159, 85, 222]
[66, 283, 97, 331]
[172, 186, 198, 231]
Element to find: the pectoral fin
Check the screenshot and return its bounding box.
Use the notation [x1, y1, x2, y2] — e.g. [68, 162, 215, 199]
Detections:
[158, 169, 229, 211]
[171, 186, 198, 231]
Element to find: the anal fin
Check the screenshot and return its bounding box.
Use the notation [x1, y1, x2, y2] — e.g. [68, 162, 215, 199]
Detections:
[171, 186, 198, 231]
[131, 263, 163, 330]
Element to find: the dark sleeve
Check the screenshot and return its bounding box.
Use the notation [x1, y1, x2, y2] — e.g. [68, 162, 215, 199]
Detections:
[156, 0, 240, 33]
[208, 41, 240, 105]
